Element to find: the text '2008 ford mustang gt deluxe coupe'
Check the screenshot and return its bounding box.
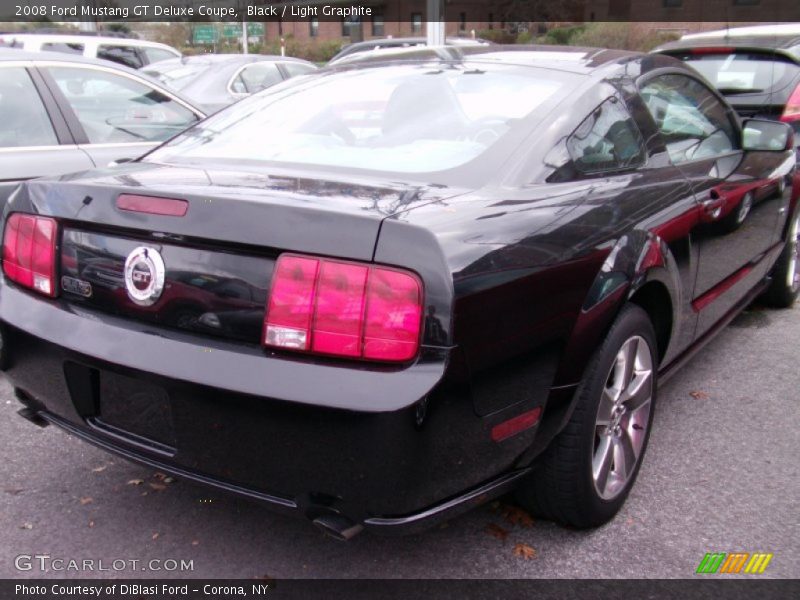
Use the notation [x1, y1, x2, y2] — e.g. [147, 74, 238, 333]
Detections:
[1, 46, 798, 540]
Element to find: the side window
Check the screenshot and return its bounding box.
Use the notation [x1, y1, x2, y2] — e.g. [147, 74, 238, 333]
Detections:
[231, 63, 283, 95]
[566, 97, 646, 175]
[281, 62, 316, 79]
[142, 48, 178, 65]
[41, 42, 84, 55]
[97, 44, 144, 69]
[640, 74, 738, 164]
[0, 68, 58, 148]
[47, 66, 198, 144]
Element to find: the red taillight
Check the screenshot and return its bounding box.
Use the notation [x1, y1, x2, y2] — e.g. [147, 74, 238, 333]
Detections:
[117, 194, 188, 217]
[264, 254, 423, 362]
[780, 83, 800, 123]
[2, 213, 58, 297]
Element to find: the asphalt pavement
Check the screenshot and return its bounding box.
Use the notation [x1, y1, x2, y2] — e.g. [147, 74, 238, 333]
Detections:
[0, 302, 798, 579]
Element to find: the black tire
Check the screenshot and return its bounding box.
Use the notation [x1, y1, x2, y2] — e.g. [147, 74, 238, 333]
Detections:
[762, 209, 799, 308]
[515, 303, 658, 528]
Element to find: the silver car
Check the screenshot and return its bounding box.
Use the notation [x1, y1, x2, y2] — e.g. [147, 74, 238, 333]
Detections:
[0, 49, 205, 208]
[143, 54, 318, 114]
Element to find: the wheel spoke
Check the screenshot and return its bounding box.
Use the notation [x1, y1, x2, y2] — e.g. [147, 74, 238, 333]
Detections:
[620, 338, 637, 390]
[597, 388, 616, 426]
[624, 370, 652, 410]
[593, 434, 614, 496]
[613, 432, 636, 482]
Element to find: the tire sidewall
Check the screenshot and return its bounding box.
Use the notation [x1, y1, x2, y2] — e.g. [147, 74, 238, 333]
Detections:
[573, 304, 659, 524]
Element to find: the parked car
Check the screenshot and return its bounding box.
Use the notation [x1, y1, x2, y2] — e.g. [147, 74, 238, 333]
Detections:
[0, 49, 205, 209]
[2, 46, 797, 539]
[328, 36, 492, 65]
[0, 33, 181, 69]
[653, 24, 800, 144]
[143, 54, 317, 113]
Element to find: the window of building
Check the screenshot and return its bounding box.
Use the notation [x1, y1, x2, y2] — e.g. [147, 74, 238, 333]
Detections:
[411, 13, 422, 34]
[310, 18, 319, 38]
[459, 12, 467, 33]
[372, 15, 385, 37]
[488, 13, 494, 29]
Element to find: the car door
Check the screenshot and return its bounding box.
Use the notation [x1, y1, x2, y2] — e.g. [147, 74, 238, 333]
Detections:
[0, 63, 93, 211]
[36, 62, 203, 168]
[639, 72, 785, 337]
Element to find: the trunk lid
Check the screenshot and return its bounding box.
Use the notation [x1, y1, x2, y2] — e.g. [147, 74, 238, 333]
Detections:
[15, 162, 460, 345]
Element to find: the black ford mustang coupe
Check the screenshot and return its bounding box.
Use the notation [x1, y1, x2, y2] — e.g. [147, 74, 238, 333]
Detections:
[1, 46, 797, 539]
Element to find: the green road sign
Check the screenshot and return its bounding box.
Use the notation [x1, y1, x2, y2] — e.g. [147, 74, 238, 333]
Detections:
[247, 22, 264, 36]
[222, 24, 239, 38]
[193, 25, 217, 44]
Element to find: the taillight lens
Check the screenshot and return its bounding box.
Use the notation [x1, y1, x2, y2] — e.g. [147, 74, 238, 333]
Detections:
[2, 213, 58, 297]
[780, 83, 800, 123]
[264, 254, 423, 362]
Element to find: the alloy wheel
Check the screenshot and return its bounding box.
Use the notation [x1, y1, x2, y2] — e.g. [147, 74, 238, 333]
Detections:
[736, 192, 753, 225]
[788, 213, 799, 292]
[592, 335, 653, 500]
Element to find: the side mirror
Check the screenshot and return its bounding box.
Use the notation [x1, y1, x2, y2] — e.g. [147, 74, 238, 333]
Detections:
[742, 118, 794, 152]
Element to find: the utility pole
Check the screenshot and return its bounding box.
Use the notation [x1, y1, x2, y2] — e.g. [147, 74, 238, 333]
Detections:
[426, 0, 446, 46]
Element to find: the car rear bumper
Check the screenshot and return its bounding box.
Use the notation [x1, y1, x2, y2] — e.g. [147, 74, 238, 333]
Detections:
[0, 284, 547, 534]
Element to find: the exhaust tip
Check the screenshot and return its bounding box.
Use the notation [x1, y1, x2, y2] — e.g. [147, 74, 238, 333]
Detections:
[17, 407, 49, 428]
[312, 514, 363, 541]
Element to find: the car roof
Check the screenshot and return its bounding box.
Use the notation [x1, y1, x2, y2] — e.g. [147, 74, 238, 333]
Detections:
[0, 47, 141, 66]
[0, 32, 177, 50]
[149, 54, 312, 67]
[681, 23, 800, 40]
[331, 44, 648, 76]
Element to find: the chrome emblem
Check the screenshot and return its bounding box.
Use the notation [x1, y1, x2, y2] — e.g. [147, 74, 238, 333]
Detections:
[124, 246, 165, 306]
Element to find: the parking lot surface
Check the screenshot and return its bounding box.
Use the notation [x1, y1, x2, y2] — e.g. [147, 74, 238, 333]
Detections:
[0, 303, 798, 579]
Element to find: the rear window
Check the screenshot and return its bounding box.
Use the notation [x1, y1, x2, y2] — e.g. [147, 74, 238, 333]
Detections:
[97, 44, 143, 69]
[148, 63, 575, 176]
[673, 51, 800, 95]
[42, 42, 84, 55]
[144, 63, 213, 90]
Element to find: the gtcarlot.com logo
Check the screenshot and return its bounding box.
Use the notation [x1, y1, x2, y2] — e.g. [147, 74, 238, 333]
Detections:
[696, 552, 773, 574]
[14, 554, 194, 572]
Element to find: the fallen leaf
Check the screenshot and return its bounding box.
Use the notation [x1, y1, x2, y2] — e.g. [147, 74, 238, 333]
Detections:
[163, 477, 175, 484]
[127, 479, 144, 486]
[501, 505, 535, 528]
[690, 390, 710, 400]
[20, 522, 33, 530]
[148, 482, 167, 492]
[79, 497, 93, 505]
[92, 465, 107, 473]
[153, 472, 168, 481]
[513, 543, 537, 560]
[485, 523, 509, 541]
[152, 532, 160, 540]
[88, 520, 95, 528]
[191, 540, 199, 546]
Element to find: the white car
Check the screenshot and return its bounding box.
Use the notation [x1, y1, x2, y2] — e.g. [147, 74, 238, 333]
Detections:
[0, 33, 180, 69]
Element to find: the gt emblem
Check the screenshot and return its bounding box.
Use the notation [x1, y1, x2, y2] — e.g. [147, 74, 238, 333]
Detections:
[124, 246, 165, 306]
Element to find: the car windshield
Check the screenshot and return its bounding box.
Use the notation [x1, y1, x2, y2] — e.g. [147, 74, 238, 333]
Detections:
[146, 63, 574, 177]
[678, 51, 798, 94]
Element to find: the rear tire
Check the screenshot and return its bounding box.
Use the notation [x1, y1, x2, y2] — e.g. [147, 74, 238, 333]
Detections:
[515, 304, 658, 528]
[762, 210, 799, 308]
